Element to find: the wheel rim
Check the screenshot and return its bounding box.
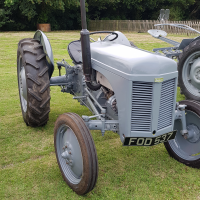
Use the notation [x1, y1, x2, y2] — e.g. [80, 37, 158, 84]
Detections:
[18, 56, 27, 113]
[169, 110, 200, 161]
[56, 124, 83, 184]
[182, 51, 200, 97]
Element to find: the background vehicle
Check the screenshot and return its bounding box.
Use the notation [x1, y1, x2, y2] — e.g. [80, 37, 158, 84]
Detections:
[148, 9, 200, 101]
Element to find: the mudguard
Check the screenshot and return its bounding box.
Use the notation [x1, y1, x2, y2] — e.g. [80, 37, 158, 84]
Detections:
[34, 30, 54, 78]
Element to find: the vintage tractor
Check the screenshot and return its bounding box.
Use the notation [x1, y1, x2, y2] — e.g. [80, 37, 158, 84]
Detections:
[148, 9, 200, 101]
[17, 2, 200, 195]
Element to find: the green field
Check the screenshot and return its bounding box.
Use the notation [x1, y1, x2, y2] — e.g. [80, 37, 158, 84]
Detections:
[0, 31, 199, 200]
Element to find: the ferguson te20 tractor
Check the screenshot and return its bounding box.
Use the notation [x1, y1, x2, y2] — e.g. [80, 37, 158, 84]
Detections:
[17, 0, 200, 195]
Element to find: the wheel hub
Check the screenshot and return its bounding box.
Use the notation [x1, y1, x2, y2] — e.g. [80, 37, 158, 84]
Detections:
[186, 124, 200, 143]
[190, 58, 200, 89]
[62, 142, 73, 166]
[195, 69, 200, 80]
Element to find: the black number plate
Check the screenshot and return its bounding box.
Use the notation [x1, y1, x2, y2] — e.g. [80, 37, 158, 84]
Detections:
[123, 130, 177, 146]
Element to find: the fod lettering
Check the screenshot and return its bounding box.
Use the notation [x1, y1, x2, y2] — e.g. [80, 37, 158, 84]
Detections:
[144, 138, 152, 146]
[137, 138, 144, 145]
[128, 138, 137, 145]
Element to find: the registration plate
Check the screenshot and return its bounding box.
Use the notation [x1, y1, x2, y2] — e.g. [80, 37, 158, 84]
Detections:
[123, 130, 177, 146]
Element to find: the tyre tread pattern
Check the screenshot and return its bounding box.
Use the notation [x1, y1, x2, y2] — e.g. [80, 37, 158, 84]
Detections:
[29, 103, 42, 115]
[40, 82, 50, 94]
[17, 38, 50, 127]
[28, 88, 42, 101]
[27, 73, 41, 85]
[26, 61, 39, 69]
[38, 66, 48, 77]
[36, 53, 46, 61]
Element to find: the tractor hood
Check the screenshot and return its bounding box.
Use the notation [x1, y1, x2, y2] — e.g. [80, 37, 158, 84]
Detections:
[90, 42, 177, 77]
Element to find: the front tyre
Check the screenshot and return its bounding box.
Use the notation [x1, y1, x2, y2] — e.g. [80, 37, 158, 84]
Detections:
[17, 38, 50, 126]
[54, 113, 98, 195]
[164, 100, 200, 168]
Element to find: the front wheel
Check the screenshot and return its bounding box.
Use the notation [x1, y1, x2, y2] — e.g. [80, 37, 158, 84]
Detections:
[164, 100, 200, 168]
[54, 113, 98, 195]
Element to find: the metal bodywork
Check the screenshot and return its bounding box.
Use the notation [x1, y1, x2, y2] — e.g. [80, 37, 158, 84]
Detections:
[90, 40, 178, 142]
[43, 30, 180, 144]
[31, 9, 195, 149]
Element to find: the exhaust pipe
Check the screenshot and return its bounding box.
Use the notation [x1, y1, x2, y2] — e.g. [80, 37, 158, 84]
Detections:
[80, 0, 92, 82]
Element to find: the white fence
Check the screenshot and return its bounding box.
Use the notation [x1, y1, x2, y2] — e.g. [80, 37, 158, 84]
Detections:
[89, 20, 200, 35]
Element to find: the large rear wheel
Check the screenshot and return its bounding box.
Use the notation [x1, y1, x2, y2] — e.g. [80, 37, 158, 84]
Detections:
[178, 40, 200, 101]
[164, 100, 200, 168]
[17, 38, 50, 126]
[54, 113, 98, 195]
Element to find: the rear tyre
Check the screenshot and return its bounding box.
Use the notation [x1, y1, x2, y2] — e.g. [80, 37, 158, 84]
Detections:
[17, 38, 50, 126]
[54, 113, 98, 195]
[164, 100, 200, 168]
[178, 40, 200, 101]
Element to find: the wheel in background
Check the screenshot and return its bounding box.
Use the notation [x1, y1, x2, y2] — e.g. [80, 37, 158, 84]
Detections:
[164, 100, 200, 168]
[178, 40, 200, 101]
[17, 38, 50, 126]
[54, 113, 98, 195]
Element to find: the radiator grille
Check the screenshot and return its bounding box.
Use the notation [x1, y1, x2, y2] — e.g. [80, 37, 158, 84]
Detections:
[131, 81, 153, 132]
[157, 79, 175, 130]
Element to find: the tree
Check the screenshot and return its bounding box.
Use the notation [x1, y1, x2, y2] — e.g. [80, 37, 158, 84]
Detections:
[1, 0, 80, 30]
[86, 0, 196, 20]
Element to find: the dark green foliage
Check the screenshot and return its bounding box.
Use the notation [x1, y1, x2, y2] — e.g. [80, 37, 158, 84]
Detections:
[87, 0, 196, 21]
[0, 0, 199, 31]
[0, 0, 12, 28]
[0, 0, 81, 31]
[189, 0, 200, 19]
[0, 8, 12, 28]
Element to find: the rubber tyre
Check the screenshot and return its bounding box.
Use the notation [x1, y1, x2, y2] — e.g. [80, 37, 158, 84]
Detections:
[54, 113, 98, 195]
[164, 100, 200, 168]
[178, 39, 200, 101]
[17, 38, 50, 127]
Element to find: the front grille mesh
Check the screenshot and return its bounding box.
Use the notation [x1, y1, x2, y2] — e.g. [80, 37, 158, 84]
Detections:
[157, 79, 175, 130]
[131, 81, 153, 132]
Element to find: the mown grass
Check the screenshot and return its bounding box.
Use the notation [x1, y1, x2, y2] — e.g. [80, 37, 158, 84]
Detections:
[0, 31, 199, 200]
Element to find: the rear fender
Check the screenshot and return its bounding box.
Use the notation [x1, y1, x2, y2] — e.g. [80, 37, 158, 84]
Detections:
[34, 30, 54, 78]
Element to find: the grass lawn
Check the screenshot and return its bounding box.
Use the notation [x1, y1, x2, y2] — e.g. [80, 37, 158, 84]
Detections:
[0, 31, 200, 200]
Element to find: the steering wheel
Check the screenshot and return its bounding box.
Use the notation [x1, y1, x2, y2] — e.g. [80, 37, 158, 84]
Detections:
[89, 31, 118, 42]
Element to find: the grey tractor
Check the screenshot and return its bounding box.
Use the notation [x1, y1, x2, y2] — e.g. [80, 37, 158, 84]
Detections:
[17, 2, 200, 195]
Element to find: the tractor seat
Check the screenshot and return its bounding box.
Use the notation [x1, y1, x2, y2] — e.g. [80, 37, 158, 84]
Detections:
[68, 40, 82, 64]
